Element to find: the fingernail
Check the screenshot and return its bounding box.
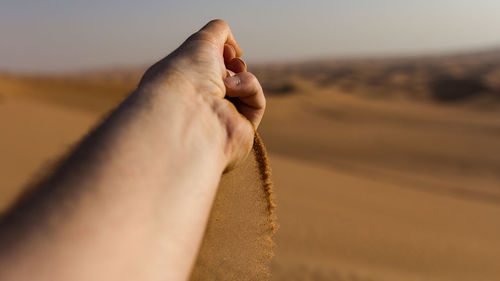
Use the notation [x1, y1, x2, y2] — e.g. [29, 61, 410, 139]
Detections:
[233, 57, 246, 68]
[224, 76, 241, 87]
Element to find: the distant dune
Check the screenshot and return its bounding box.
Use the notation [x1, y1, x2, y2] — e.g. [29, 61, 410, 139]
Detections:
[1, 49, 500, 280]
[253, 48, 500, 109]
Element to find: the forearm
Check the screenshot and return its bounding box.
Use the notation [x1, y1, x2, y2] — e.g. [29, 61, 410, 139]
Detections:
[0, 86, 227, 281]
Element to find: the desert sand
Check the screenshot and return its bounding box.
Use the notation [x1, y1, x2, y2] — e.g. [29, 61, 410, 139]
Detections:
[1, 49, 500, 280]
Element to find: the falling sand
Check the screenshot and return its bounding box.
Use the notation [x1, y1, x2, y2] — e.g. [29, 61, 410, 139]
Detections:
[190, 134, 276, 280]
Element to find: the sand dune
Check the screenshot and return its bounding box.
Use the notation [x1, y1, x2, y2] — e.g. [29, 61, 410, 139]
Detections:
[269, 154, 500, 281]
[1, 50, 500, 280]
[258, 87, 500, 280]
[0, 95, 97, 210]
[260, 90, 500, 205]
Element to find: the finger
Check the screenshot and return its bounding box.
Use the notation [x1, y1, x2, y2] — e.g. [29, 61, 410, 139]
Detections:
[192, 19, 243, 56]
[224, 44, 236, 65]
[226, 57, 247, 74]
[224, 72, 266, 129]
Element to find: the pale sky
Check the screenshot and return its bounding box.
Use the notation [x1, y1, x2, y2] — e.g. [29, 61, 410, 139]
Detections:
[1, 0, 500, 73]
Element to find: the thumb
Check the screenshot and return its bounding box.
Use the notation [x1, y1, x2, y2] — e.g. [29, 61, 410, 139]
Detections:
[224, 72, 266, 129]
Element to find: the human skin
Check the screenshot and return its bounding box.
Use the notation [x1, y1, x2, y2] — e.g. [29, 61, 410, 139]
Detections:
[0, 19, 265, 281]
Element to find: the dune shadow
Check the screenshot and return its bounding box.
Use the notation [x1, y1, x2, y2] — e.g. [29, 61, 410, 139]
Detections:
[316, 67, 357, 87]
[262, 81, 297, 96]
[429, 76, 489, 102]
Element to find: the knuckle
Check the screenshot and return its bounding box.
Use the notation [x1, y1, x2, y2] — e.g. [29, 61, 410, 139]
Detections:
[208, 19, 228, 29]
[189, 30, 210, 42]
[243, 72, 257, 83]
[244, 73, 262, 91]
[184, 31, 218, 50]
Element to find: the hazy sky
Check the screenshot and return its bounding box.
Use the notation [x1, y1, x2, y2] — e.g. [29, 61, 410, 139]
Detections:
[1, 0, 500, 72]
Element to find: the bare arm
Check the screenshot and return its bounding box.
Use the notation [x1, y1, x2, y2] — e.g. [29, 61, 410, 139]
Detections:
[0, 19, 265, 281]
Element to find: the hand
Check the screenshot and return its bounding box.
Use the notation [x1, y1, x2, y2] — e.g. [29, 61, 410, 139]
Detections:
[138, 19, 266, 169]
